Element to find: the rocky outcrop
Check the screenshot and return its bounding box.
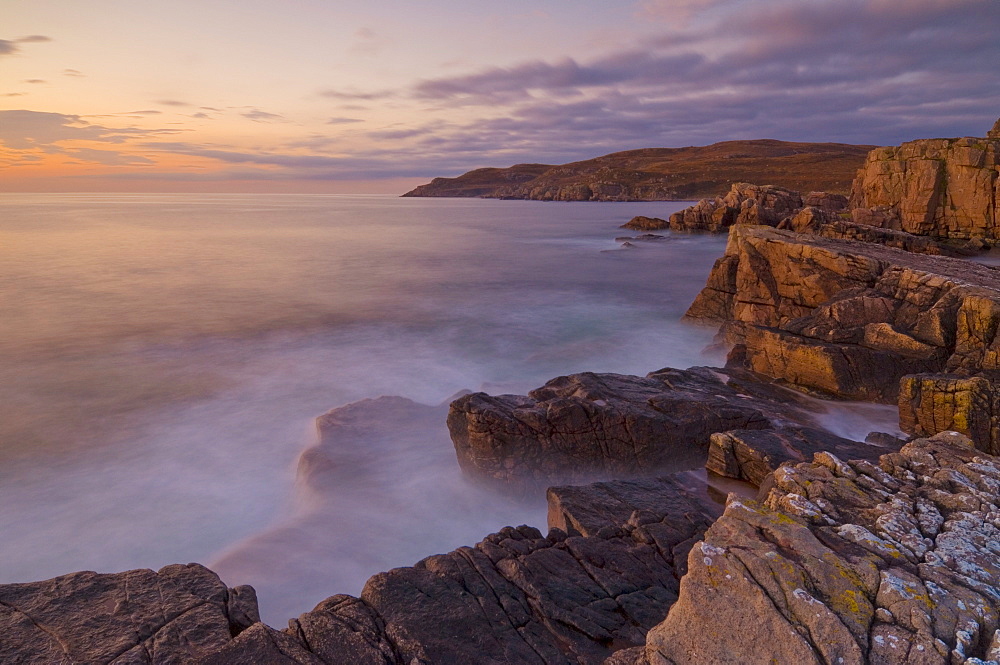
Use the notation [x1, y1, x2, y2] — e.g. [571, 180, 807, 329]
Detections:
[0, 564, 259, 664]
[706, 425, 895, 487]
[899, 374, 1000, 456]
[851, 120, 1000, 240]
[446, 366, 823, 492]
[621, 432, 1000, 665]
[668, 183, 808, 232]
[686, 225, 1000, 412]
[620, 215, 669, 231]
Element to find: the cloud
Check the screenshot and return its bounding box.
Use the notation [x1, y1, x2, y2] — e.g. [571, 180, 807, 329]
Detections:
[67, 148, 155, 166]
[63, 69, 84, 77]
[241, 109, 285, 122]
[0, 110, 176, 151]
[155, 99, 194, 107]
[327, 116, 364, 124]
[349, 26, 385, 56]
[0, 35, 53, 57]
[319, 88, 393, 101]
[23, 79, 46, 84]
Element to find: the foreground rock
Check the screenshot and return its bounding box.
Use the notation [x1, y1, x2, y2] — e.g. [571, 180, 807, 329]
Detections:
[851, 119, 1000, 240]
[0, 564, 259, 664]
[447, 366, 821, 492]
[616, 432, 1000, 665]
[899, 374, 1000, 456]
[687, 225, 1000, 415]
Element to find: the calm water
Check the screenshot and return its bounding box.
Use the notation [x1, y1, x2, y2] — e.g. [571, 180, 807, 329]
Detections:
[0, 194, 895, 624]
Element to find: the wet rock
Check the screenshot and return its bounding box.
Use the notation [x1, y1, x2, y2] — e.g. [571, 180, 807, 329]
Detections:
[637, 433, 1000, 664]
[447, 366, 817, 493]
[0, 564, 258, 665]
[706, 425, 896, 487]
[687, 225, 1000, 407]
[621, 216, 669, 231]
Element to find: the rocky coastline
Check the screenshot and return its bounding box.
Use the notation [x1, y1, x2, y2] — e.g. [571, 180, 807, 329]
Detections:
[4, 120, 1000, 664]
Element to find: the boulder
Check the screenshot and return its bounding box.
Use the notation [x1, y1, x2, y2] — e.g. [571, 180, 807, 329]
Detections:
[668, 183, 803, 232]
[446, 366, 819, 492]
[621, 216, 669, 231]
[633, 433, 1000, 664]
[0, 564, 259, 665]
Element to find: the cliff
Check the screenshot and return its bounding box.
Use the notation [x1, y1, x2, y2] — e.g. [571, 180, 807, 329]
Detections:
[402, 140, 875, 201]
[851, 133, 1000, 240]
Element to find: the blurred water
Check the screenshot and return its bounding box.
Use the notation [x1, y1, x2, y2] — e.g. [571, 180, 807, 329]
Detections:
[0, 193, 732, 624]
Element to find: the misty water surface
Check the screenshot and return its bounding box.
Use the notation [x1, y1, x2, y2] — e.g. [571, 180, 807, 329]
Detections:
[0, 194, 898, 624]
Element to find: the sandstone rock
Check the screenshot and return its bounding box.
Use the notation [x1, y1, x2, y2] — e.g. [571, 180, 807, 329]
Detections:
[447, 366, 819, 492]
[851, 134, 1000, 240]
[899, 373, 1000, 456]
[706, 425, 895, 487]
[639, 433, 1000, 664]
[803, 191, 849, 212]
[0, 564, 258, 665]
[621, 216, 669, 231]
[669, 183, 802, 232]
[197, 623, 325, 665]
[687, 225, 1000, 405]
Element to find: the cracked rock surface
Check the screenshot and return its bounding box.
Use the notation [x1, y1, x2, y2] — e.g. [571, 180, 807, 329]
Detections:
[0, 564, 258, 664]
[687, 225, 1000, 415]
[626, 433, 1000, 665]
[447, 366, 819, 492]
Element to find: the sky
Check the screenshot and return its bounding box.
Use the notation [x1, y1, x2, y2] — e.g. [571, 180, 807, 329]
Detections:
[1, 0, 998, 193]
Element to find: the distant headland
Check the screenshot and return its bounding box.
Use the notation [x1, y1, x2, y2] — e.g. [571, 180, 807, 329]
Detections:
[401, 139, 876, 201]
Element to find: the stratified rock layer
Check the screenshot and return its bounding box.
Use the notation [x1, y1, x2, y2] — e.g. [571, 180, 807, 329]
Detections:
[447, 366, 819, 492]
[0, 564, 259, 665]
[632, 433, 1000, 665]
[851, 128, 1000, 240]
[899, 373, 1000, 456]
[686, 225, 1000, 417]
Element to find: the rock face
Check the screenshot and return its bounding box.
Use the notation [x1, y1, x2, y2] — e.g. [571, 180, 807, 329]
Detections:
[632, 433, 1000, 665]
[446, 366, 821, 492]
[686, 225, 1000, 412]
[851, 124, 1000, 240]
[899, 373, 1000, 456]
[0, 564, 259, 664]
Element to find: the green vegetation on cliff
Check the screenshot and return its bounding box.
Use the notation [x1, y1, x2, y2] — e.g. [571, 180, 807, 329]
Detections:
[402, 139, 876, 201]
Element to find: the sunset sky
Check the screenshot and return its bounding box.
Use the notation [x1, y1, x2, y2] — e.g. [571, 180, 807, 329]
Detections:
[2, 0, 998, 193]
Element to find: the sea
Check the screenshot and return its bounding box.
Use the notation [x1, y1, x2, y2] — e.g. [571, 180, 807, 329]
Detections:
[0, 194, 900, 624]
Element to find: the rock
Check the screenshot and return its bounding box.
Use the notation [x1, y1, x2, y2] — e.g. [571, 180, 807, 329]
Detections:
[990, 117, 1000, 140]
[803, 191, 849, 211]
[197, 623, 325, 665]
[706, 425, 896, 487]
[899, 373, 1000, 455]
[621, 216, 669, 231]
[546, 473, 723, 537]
[638, 434, 1000, 664]
[0, 564, 258, 665]
[668, 183, 803, 232]
[446, 366, 819, 492]
[278, 487, 723, 665]
[686, 225, 1000, 405]
[851, 131, 1000, 240]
